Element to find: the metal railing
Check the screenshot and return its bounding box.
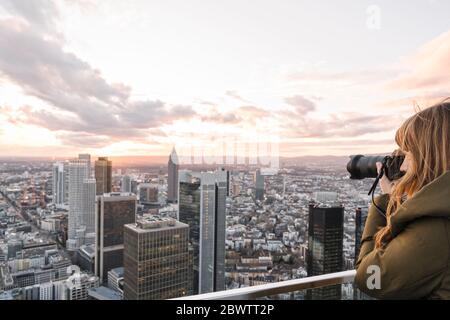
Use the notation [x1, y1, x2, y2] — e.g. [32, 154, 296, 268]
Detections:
[172, 270, 357, 300]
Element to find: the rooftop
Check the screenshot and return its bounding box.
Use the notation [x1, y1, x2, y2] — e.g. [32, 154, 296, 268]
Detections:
[88, 286, 122, 300]
[125, 217, 188, 233]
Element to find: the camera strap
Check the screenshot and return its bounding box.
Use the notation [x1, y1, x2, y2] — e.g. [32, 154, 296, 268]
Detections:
[367, 166, 387, 218]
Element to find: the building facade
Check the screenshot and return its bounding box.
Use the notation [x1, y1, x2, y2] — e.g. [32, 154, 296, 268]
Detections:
[307, 203, 344, 300]
[254, 169, 264, 201]
[178, 169, 227, 294]
[95, 193, 136, 282]
[167, 148, 179, 203]
[67, 156, 96, 251]
[52, 162, 68, 206]
[123, 218, 191, 300]
[94, 157, 112, 196]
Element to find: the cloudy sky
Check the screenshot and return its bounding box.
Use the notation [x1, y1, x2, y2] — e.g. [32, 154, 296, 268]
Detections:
[0, 0, 449, 158]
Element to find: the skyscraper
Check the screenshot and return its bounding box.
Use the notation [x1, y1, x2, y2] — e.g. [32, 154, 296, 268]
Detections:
[67, 158, 96, 251]
[83, 179, 97, 245]
[52, 161, 68, 206]
[167, 148, 179, 203]
[95, 193, 136, 283]
[138, 183, 159, 205]
[123, 217, 191, 300]
[178, 169, 227, 294]
[307, 203, 344, 300]
[78, 154, 91, 176]
[95, 157, 112, 196]
[121, 175, 132, 193]
[254, 169, 264, 201]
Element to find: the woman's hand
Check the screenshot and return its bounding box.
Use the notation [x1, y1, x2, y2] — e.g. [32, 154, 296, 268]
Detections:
[376, 162, 396, 194]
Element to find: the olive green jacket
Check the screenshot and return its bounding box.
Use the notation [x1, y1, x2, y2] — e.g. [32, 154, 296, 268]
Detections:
[355, 171, 450, 299]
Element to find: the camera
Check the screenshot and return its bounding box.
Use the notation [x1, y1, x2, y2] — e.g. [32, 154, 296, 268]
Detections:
[347, 152, 405, 180]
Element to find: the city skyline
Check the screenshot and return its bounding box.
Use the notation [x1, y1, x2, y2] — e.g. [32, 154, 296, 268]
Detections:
[0, 1, 449, 158]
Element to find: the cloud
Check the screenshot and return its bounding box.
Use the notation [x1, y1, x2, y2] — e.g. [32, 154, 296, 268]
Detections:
[0, 18, 197, 147]
[225, 90, 252, 103]
[285, 68, 396, 86]
[198, 105, 271, 125]
[0, 0, 59, 33]
[56, 132, 112, 148]
[387, 30, 450, 91]
[237, 106, 271, 118]
[281, 112, 402, 139]
[284, 95, 316, 113]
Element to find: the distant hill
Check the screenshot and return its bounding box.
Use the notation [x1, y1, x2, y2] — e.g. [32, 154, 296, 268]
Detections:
[0, 152, 391, 167]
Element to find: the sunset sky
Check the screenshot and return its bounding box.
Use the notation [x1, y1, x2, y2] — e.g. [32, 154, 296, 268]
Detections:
[0, 0, 449, 158]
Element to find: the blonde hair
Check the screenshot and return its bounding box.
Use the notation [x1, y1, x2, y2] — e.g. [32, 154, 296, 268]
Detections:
[375, 99, 450, 248]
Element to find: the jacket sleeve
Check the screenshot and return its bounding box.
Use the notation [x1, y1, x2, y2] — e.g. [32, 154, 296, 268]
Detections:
[355, 194, 389, 269]
[355, 195, 448, 299]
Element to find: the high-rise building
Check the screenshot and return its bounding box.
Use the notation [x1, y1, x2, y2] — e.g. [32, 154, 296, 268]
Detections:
[121, 175, 132, 193]
[52, 161, 68, 206]
[254, 169, 264, 201]
[95, 157, 112, 196]
[123, 217, 191, 300]
[178, 169, 227, 294]
[167, 148, 179, 203]
[95, 193, 136, 283]
[83, 179, 97, 244]
[307, 203, 344, 300]
[78, 154, 91, 176]
[67, 158, 96, 251]
[138, 183, 159, 205]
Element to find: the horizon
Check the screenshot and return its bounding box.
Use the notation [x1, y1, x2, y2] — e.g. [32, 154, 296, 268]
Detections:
[1, 1, 449, 158]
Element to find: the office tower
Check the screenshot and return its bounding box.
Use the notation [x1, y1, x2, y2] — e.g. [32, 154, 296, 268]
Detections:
[167, 148, 179, 203]
[77, 244, 95, 273]
[123, 217, 191, 300]
[307, 203, 344, 300]
[67, 159, 96, 251]
[138, 183, 159, 205]
[95, 157, 112, 196]
[83, 179, 96, 236]
[178, 169, 227, 294]
[121, 175, 132, 193]
[95, 193, 136, 283]
[254, 169, 264, 201]
[130, 180, 138, 195]
[354, 206, 369, 264]
[52, 162, 68, 206]
[78, 154, 91, 176]
[219, 167, 230, 196]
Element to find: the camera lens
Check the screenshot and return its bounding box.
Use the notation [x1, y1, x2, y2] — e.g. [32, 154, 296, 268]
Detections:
[347, 155, 386, 179]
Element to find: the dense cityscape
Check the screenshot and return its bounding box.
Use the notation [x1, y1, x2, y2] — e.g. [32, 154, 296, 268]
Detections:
[0, 150, 375, 300]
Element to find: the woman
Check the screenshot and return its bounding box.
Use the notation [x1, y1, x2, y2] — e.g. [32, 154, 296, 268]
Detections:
[355, 100, 450, 299]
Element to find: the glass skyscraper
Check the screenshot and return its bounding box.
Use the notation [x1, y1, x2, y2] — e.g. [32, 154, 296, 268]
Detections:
[167, 148, 179, 203]
[95, 193, 136, 282]
[307, 203, 344, 300]
[178, 169, 227, 294]
[123, 217, 191, 300]
[94, 157, 112, 196]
